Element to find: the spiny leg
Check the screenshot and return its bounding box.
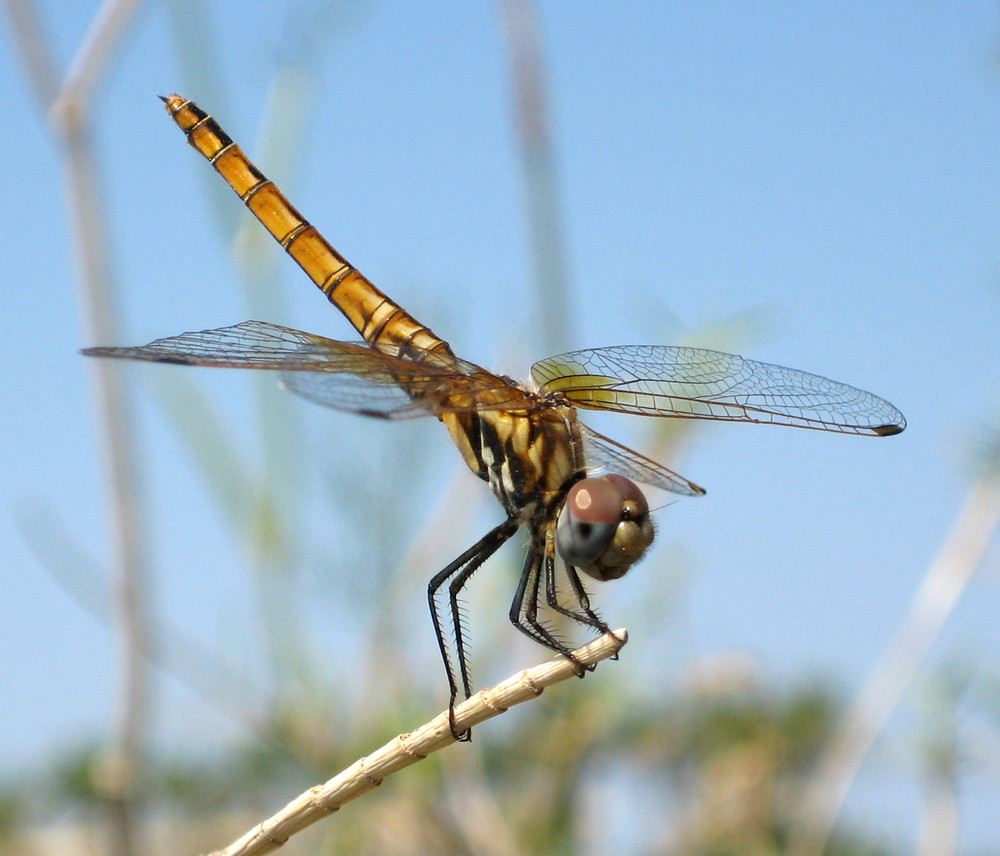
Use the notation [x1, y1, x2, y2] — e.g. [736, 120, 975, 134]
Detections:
[545, 560, 609, 636]
[445, 518, 521, 701]
[508, 533, 575, 656]
[546, 562, 612, 675]
[428, 516, 519, 740]
[508, 543, 547, 646]
[506, 528, 605, 679]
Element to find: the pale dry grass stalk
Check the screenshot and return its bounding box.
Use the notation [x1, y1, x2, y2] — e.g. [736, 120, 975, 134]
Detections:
[5, 2, 148, 855]
[497, 0, 573, 356]
[914, 768, 958, 856]
[207, 629, 628, 856]
[788, 467, 1000, 856]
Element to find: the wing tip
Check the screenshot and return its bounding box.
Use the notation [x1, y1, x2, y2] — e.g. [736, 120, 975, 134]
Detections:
[873, 421, 906, 437]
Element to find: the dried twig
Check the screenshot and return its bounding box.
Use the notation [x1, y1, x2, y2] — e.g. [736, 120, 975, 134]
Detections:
[5, 2, 148, 854]
[788, 468, 1000, 856]
[496, 0, 572, 355]
[207, 629, 628, 856]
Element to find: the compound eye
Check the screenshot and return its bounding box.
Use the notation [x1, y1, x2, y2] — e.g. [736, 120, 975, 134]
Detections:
[603, 474, 649, 513]
[555, 478, 628, 568]
[555, 475, 654, 581]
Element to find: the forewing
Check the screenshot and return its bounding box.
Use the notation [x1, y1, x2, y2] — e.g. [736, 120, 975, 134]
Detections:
[532, 345, 905, 436]
[84, 321, 400, 368]
[83, 320, 534, 419]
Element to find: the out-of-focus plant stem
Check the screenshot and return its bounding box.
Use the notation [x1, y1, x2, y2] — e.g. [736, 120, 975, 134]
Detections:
[789, 462, 1000, 856]
[497, 0, 573, 357]
[5, 0, 149, 853]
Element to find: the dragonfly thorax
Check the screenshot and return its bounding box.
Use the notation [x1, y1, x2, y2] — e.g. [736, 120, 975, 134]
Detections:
[440, 395, 585, 515]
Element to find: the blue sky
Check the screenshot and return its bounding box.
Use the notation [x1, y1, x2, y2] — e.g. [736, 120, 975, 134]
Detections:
[3, 2, 999, 850]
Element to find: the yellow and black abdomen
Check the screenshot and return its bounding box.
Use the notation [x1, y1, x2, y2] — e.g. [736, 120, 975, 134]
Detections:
[163, 95, 452, 361]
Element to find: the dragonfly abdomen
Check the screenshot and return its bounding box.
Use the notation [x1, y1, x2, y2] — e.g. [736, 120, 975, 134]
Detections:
[162, 95, 454, 362]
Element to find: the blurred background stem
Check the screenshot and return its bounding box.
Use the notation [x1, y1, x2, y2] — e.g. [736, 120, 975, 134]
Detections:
[789, 458, 1000, 856]
[7, 0, 149, 853]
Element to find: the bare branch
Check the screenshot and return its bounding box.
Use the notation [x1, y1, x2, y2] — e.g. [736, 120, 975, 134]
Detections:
[4, 2, 150, 852]
[208, 629, 628, 856]
[52, 0, 144, 123]
[2, 0, 60, 108]
[496, 0, 573, 355]
[788, 470, 1000, 856]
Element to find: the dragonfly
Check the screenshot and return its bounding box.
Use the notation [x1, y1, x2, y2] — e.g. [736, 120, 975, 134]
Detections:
[84, 95, 905, 737]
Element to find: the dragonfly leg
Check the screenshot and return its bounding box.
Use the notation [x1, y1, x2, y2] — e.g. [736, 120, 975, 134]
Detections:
[546, 564, 609, 636]
[508, 540, 584, 671]
[509, 546, 555, 647]
[543, 554, 608, 675]
[427, 516, 520, 741]
[507, 540, 611, 678]
[550, 565, 613, 672]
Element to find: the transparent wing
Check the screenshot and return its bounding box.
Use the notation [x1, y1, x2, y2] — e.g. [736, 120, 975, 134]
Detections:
[83, 320, 534, 419]
[532, 345, 905, 436]
[279, 371, 437, 419]
[278, 369, 528, 419]
[580, 424, 705, 497]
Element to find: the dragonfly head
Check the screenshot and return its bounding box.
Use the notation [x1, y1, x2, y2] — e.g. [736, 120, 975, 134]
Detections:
[556, 474, 654, 581]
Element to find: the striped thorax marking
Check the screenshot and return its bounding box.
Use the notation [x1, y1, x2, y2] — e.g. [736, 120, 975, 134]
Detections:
[440, 393, 584, 516]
